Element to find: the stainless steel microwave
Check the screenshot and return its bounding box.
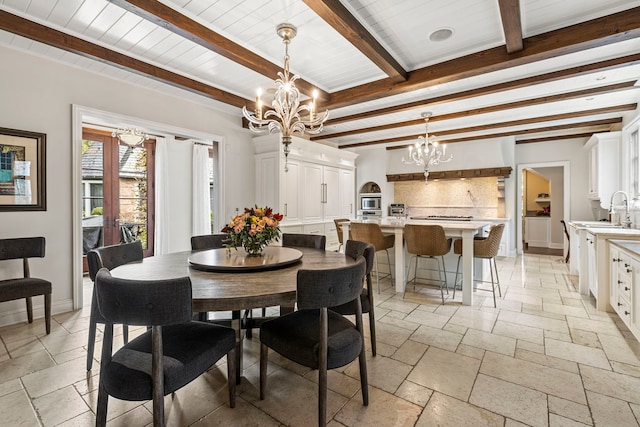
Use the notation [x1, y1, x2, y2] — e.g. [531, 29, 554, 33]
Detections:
[361, 196, 381, 210]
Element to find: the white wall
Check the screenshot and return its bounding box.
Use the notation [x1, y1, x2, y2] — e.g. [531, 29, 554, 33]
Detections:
[0, 45, 255, 326]
[515, 138, 591, 221]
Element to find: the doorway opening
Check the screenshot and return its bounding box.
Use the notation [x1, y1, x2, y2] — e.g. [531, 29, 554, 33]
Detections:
[516, 161, 570, 256]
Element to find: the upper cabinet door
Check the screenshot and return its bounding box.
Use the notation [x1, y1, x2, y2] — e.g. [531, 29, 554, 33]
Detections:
[323, 166, 341, 220]
[339, 169, 355, 218]
[282, 159, 301, 223]
[301, 162, 323, 222]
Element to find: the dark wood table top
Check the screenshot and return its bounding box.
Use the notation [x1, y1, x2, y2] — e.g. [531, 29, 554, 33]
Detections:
[110, 247, 355, 312]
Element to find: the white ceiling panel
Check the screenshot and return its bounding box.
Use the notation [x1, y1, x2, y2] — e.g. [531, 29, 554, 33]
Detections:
[0, 0, 638, 149]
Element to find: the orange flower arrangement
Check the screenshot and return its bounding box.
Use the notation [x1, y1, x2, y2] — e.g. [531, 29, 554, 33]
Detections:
[221, 206, 283, 255]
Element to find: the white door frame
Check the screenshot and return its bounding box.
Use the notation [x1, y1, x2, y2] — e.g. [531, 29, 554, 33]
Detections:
[516, 161, 570, 254]
[71, 105, 226, 309]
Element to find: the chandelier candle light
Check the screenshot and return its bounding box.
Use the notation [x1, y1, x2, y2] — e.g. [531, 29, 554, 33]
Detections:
[112, 128, 148, 147]
[242, 23, 329, 172]
[402, 112, 453, 183]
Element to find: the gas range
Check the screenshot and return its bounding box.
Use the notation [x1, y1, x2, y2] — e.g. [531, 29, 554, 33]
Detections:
[411, 215, 474, 221]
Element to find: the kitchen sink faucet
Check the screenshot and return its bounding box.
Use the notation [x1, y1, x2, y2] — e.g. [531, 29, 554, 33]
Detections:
[609, 190, 633, 228]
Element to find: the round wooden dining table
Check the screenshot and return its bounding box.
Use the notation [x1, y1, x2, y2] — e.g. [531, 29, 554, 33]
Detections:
[110, 246, 356, 383]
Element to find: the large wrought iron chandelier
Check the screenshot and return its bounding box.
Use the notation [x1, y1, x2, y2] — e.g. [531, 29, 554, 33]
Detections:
[402, 112, 453, 183]
[242, 23, 329, 172]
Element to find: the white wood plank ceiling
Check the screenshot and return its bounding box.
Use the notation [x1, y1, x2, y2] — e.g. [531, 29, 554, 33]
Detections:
[1, 0, 639, 149]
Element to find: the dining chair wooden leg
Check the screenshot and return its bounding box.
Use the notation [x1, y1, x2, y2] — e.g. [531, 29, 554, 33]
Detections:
[86, 316, 98, 371]
[26, 296, 33, 324]
[227, 348, 236, 408]
[259, 343, 268, 400]
[44, 293, 51, 334]
[368, 307, 377, 356]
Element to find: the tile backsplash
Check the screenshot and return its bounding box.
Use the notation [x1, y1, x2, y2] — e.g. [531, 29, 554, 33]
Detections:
[394, 177, 502, 218]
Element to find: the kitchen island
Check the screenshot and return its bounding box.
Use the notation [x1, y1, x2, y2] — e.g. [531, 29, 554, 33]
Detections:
[342, 218, 492, 306]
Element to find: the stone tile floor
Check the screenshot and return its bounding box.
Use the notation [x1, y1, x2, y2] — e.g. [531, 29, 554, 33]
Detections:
[1, 253, 640, 426]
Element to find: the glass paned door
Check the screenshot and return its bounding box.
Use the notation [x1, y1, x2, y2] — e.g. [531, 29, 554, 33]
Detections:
[81, 128, 155, 271]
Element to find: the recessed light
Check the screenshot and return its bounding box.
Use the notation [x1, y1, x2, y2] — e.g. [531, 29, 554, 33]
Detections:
[429, 28, 454, 42]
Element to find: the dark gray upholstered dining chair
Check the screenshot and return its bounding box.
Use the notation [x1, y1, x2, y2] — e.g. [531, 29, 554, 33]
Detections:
[259, 257, 368, 426]
[190, 233, 232, 322]
[281, 233, 326, 250]
[190, 233, 230, 251]
[94, 269, 236, 427]
[85, 241, 143, 371]
[0, 237, 51, 334]
[329, 240, 377, 356]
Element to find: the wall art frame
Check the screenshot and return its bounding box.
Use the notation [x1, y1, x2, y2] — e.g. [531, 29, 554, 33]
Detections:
[0, 127, 46, 211]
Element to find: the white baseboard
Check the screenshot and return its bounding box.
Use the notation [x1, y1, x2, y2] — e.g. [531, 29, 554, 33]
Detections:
[0, 298, 73, 329]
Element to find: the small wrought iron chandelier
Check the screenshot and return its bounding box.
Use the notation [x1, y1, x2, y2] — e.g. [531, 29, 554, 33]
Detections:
[112, 128, 148, 147]
[402, 112, 453, 183]
[242, 23, 329, 172]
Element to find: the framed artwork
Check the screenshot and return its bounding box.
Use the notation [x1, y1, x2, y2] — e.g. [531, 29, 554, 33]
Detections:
[0, 127, 46, 211]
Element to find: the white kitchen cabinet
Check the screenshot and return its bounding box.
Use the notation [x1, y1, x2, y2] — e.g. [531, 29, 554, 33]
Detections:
[609, 241, 640, 341]
[301, 163, 341, 222]
[340, 169, 355, 218]
[255, 154, 301, 223]
[585, 132, 620, 208]
[524, 217, 550, 248]
[586, 232, 597, 298]
[254, 134, 358, 238]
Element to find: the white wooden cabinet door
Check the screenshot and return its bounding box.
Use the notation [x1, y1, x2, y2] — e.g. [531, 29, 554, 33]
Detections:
[323, 166, 341, 220]
[282, 159, 301, 223]
[301, 162, 323, 222]
[632, 257, 640, 337]
[255, 155, 277, 210]
[339, 169, 355, 218]
[610, 245, 620, 311]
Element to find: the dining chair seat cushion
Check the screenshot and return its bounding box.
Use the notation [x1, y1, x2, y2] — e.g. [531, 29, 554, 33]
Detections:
[329, 288, 371, 315]
[260, 309, 363, 370]
[0, 278, 51, 301]
[103, 321, 235, 401]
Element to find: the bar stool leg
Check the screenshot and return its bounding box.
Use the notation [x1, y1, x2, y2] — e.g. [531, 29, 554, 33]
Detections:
[493, 257, 502, 297]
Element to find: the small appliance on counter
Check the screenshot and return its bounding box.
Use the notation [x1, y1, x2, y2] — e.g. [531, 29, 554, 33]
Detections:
[389, 203, 406, 217]
[357, 209, 383, 218]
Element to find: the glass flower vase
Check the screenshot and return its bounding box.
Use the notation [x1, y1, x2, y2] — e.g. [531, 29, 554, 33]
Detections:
[243, 240, 266, 256]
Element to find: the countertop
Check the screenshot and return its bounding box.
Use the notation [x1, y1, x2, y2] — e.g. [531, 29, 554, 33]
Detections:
[609, 239, 640, 257]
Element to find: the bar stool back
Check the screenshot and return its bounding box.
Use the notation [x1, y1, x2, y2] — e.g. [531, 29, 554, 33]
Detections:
[453, 223, 505, 307]
[349, 222, 394, 293]
[403, 224, 452, 303]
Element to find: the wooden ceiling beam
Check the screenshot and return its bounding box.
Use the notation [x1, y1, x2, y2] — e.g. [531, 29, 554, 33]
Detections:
[313, 81, 637, 140]
[498, 0, 523, 53]
[108, 0, 330, 100]
[325, 54, 640, 126]
[339, 105, 634, 147]
[302, 0, 407, 82]
[325, 7, 640, 109]
[515, 132, 596, 144]
[0, 10, 251, 109]
[343, 117, 622, 149]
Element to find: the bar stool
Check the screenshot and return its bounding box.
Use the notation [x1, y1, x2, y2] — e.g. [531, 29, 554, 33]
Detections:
[403, 224, 452, 303]
[334, 218, 350, 252]
[349, 222, 394, 293]
[453, 223, 505, 307]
